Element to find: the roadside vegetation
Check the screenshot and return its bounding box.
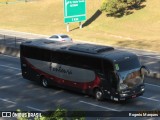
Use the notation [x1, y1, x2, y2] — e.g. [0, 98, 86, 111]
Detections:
[0, 0, 159, 52]
[101, 0, 146, 17]
[17, 108, 85, 120]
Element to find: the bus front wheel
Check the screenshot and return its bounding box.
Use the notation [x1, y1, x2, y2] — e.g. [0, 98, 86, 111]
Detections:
[41, 77, 49, 88]
[95, 89, 104, 101]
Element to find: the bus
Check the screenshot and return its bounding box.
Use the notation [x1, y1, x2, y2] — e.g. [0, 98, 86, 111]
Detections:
[20, 39, 149, 101]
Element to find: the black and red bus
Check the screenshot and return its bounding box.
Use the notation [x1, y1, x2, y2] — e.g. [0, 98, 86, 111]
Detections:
[20, 39, 149, 101]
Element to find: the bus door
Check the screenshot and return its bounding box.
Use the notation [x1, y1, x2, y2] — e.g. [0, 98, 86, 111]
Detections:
[102, 60, 118, 92]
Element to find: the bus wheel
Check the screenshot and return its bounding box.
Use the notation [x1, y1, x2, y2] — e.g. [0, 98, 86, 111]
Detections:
[95, 89, 104, 101]
[41, 78, 49, 88]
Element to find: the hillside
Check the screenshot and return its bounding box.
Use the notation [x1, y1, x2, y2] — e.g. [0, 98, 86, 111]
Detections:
[0, 0, 159, 52]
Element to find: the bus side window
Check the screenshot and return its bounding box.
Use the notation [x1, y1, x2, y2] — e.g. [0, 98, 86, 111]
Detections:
[51, 51, 72, 65]
[23, 46, 51, 62]
[40, 49, 51, 62]
[70, 55, 102, 71]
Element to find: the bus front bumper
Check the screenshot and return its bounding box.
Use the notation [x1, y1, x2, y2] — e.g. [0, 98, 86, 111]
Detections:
[108, 85, 145, 101]
[119, 86, 145, 101]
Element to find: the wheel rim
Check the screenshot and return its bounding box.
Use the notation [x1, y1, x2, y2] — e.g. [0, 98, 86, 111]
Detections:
[96, 91, 102, 100]
[42, 79, 48, 87]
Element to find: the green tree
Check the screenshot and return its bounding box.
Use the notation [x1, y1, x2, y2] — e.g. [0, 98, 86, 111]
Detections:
[101, 0, 127, 17]
[101, 0, 146, 17]
[126, 0, 142, 8]
[17, 107, 86, 120]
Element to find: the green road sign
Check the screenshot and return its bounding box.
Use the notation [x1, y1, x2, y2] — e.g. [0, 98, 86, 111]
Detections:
[64, 0, 86, 23]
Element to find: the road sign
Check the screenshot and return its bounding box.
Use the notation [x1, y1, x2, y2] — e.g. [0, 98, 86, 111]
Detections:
[64, 0, 86, 23]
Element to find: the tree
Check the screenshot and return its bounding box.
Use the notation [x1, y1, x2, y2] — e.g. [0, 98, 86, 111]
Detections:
[126, 0, 142, 8]
[101, 0, 146, 17]
[101, 0, 127, 17]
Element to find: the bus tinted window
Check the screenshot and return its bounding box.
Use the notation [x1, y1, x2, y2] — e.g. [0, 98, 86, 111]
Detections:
[23, 46, 51, 61]
[52, 52, 102, 71]
[71, 55, 102, 70]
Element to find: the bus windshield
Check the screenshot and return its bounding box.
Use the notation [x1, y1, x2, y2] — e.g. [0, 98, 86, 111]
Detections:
[114, 57, 143, 91]
[114, 57, 140, 72]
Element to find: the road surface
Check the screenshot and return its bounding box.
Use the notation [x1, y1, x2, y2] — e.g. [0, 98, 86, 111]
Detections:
[0, 54, 159, 120]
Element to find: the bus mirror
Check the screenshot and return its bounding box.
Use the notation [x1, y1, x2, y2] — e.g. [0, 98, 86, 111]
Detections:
[140, 66, 150, 75]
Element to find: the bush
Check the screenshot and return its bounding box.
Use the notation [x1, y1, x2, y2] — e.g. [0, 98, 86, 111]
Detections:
[17, 107, 86, 120]
[101, 0, 146, 17]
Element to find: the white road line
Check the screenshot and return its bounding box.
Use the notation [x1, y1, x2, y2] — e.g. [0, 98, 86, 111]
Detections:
[145, 83, 160, 88]
[79, 101, 119, 111]
[0, 65, 21, 70]
[143, 61, 159, 65]
[0, 54, 19, 58]
[0, 98, 44, 112]
[27, 106, 44, 112]
[0, 98, 16, 104]
[137, 55, 160, 59]
[140, 96, 160, 102]
[6, 42, 21, 45]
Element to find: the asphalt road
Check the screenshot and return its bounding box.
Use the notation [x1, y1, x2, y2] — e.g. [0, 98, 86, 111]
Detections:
[0, 54, 160, 120]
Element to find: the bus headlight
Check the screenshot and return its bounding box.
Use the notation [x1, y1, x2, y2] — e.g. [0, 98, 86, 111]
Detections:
[120, 93, 128, 97]
[141, 86, 145, 92]
[119, 83, 128, 90]
[141, 88, 145, 92]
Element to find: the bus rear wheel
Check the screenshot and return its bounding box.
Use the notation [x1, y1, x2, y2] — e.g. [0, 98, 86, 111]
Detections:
[41, 77, 49, 88]
[95, 89, 104, 101]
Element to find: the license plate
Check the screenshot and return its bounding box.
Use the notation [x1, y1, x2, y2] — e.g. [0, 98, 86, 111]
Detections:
[132, 95, 136, 98]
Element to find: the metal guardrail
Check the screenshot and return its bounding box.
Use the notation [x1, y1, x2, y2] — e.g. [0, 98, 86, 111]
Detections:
[0, 34, 27, 48]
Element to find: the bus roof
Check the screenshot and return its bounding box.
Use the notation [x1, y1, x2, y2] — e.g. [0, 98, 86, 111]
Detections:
[21, 39, 138, 62]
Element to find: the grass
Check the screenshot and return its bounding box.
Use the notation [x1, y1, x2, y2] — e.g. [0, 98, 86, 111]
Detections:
[0, 0, 16, 2]
[0, 0, 27, 2]
[0, 0, 159, 52]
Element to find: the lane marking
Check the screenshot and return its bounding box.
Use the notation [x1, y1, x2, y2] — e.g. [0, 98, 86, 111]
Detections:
[79, 101, 119, 111]
[0, 54, 19, 58]
[27, 106, 44, 112]
[143, 61, 159, 65]
[0, 98, 16, 104]
[140, 96, 160, 102]
[137, 55, 160, 59]
[5, 42, 21, 45]
[0, 98, 45, 112]
[145, 83, 160, 88]
[0, 65, 21, 70]
[115, 49, 160, 59]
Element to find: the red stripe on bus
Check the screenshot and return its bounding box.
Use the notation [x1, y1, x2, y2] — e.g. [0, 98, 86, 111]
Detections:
[24, 58, 100, 90]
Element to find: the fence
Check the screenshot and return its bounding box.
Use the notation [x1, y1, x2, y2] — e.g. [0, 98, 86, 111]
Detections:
[0, 34, 27, 48]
